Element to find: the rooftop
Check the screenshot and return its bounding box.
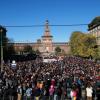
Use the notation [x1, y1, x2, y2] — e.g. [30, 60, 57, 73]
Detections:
[88, 16, 100, 30]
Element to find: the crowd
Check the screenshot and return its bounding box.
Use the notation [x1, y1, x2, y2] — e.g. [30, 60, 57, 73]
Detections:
[0, 56, 100, 100]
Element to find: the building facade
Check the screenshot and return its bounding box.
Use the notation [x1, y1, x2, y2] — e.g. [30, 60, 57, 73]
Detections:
[13, 20, 70, 55]
[88, 16, 100, 46]
[88, 16, 100, 56]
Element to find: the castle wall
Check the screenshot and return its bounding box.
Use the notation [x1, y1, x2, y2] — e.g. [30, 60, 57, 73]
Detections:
[53, 43, 70, 54]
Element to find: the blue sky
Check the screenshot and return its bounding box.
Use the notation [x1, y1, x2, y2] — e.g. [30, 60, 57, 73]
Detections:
[0, 0, 100, 42]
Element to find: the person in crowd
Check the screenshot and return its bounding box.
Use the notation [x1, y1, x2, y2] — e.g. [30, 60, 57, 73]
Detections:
[34, 86, 41, 100]
[8, 84, 15, 100]
[95, 79, 100, 100]
[70, 86, 77, 100]
[22, 83, 26, 100]
[86, 83, 93, 100]
[26, 84, 32, 100]
[54, 86, 58, 100]
[49, 85, 55, 100]
[17, 83, 22, 100]
[57, 86, 62, 100]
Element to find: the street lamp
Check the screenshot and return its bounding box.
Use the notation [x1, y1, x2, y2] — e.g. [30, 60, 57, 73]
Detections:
[0, 28, 3, 72]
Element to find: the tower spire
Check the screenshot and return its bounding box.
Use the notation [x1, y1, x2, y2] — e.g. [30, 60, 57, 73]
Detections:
[44, 20, 50, 36]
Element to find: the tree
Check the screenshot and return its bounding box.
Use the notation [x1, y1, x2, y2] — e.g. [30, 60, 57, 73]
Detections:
[70, 31, 85, 56]
[83, 34, 97, 58]
[7, 44, 16, 55]
[55, 46, 61, 55]
[23, 45, 33, 54]
[7, 38, 16, 54]
[61, 49, 65, 55]
[70, 31, 97, 58]
[35, 49, 41, 55]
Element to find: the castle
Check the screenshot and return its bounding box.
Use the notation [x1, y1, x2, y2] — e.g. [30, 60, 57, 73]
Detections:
[13, 20, 70, 56]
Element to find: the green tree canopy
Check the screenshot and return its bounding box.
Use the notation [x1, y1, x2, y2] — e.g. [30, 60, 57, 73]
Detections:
[35, 49, 41, 55]
[55, 46, 61, 55]
[70, 31, 97, 58]
[23, 45, 33, 53]
[70, 31, 85, 56]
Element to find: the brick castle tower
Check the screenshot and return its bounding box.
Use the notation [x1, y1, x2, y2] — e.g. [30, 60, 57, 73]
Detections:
[41, 20, 53, 55]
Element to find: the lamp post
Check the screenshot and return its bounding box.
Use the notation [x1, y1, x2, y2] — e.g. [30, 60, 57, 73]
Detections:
[0, 28, 3, 72]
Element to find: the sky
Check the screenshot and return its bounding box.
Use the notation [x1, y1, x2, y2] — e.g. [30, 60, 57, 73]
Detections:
[0, 0, 100, 42]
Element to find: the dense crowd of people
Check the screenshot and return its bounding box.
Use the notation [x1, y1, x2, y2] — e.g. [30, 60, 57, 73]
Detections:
[0, 56, 100, 100]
